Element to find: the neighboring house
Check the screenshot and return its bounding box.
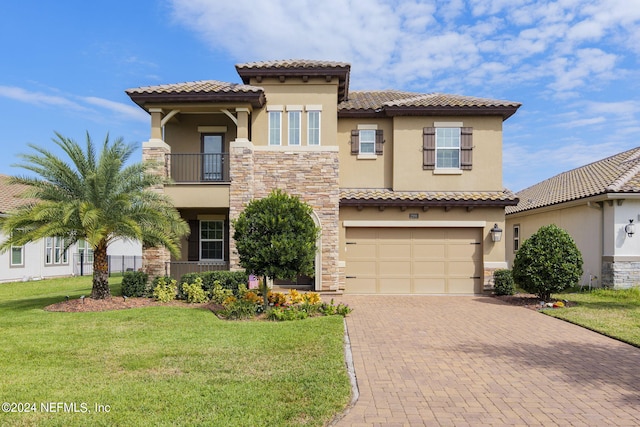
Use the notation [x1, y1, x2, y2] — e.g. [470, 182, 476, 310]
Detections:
[0, 175, 142, 283]
[505, 147, 640, 289]
[126, 59, 521, 294]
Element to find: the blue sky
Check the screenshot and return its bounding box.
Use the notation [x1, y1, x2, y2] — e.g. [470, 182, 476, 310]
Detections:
[1, 0, 639, 192]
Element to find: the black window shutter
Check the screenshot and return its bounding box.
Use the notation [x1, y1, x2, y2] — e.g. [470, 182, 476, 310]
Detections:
[375, 129, 384, 155]
[423, 127, 436, 170]
[461, 127, 473, 170]
[188, 220, 199, 261]
[350, 130, 359, 154]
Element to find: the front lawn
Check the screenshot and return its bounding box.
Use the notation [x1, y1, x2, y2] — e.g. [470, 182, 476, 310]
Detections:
[545, 287, 640, 347]
[0, 276, 350, 426]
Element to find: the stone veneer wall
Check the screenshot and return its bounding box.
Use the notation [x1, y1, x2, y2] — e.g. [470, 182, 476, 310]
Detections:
[601, 261, 640, 289]
[229, 142, 340, 291]
[141, 141, 171, 281]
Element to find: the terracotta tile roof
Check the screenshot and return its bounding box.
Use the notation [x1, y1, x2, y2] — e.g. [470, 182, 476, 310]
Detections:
[507, 147, 640, 214]
[125, 80, 265, 109]
[339, 90, 521, 120]
[341, 188, 518, 206]
[236, 59, 350, 70]
[0, 175, 33, 214]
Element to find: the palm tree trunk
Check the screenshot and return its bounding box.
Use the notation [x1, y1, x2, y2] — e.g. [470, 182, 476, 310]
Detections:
[91, 239, 111, 299]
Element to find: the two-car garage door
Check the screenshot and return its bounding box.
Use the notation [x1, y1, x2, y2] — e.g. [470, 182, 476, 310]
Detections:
[344, 227, 483, 294]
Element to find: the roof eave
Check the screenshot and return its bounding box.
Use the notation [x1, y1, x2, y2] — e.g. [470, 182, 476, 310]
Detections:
[126, 91, 266, 111]
[384, 105, 521, 120]
[340, 198, 519, 208]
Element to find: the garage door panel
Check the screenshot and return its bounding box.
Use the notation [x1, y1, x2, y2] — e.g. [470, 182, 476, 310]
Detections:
[379, 278, 411, 294]
[448, 278, 478, 294]
[346, 278, 377, 294]
[379, 261, 411, 275]
[379, 243, 411, 258]
[344, 227, 482, 295]
[413, 278, 446, 294]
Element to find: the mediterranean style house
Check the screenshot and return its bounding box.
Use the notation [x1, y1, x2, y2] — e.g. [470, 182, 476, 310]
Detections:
[506, 147, 640, 290]
[126, 59, 521, 294]
[0, 175, 142, 283]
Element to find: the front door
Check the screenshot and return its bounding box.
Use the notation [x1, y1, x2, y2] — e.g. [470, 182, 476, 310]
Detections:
[202, 134, 223, 181]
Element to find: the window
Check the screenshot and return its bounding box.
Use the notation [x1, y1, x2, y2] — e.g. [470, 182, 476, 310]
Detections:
[350, 127, 384, 155]
[513, 225, 520, 252]
[436, 128, 460, 168]
[46, 236, 68, 265]
[268, 111, 281, 146]
[359, 129, 375, 154]
[201, 220, 224, 260]
[423, 126, 473, 170]
[78, 239, 94, 264]
[10, 244, 23, 266]
[288, 111, 301, 146]
[307, 111, 321, 146]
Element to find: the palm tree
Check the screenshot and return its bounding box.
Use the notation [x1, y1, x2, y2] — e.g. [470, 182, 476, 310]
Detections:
[0, 132, 189, 299]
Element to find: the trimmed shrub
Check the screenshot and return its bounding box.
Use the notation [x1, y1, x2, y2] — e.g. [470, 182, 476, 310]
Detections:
[181, 277, 209, 303]
[218, 298, 259, 320]
[493, 269, 515, 296]
[152, 276, 178, 303]
[512, 224, 583, 301]
[121, 271, 149, 297]
[178, 270, 249, 298]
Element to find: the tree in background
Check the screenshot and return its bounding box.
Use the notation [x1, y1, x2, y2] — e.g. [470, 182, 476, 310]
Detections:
[512, 224, 583, 301]
[0, 132, 189, 299]
[232, 189, 319, 311]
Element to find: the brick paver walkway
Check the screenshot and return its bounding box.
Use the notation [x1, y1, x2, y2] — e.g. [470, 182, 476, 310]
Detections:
[333, 295, 640, 426]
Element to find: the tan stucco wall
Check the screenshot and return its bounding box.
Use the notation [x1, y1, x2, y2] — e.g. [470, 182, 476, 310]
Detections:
[339, 206, 507, 263]
[165, 114, 237, 153]
[392, 116, 504, 192]
[249, 78, 339, 147]
[506, 203, 603, 286]
[165, 185, 230, 208]
[337, 118, 394, 188]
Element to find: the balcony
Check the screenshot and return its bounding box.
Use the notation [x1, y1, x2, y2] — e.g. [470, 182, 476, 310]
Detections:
[166, 153, 230, 183]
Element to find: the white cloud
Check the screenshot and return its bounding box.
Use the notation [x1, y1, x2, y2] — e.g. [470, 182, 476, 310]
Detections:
[0, 85, 86, 110]
[83, 97, 149, 122]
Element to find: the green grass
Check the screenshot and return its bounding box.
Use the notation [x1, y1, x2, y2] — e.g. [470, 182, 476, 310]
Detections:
[544, 287, 640, 347]
[0, 276, 350, 426]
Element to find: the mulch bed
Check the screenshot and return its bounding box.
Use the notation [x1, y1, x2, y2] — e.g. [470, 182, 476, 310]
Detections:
[44, 293, 574, 313]
[492, 293, 575, 310]
[44, 297, 218, 313]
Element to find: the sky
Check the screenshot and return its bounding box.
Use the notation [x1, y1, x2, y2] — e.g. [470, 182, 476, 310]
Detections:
[1, 0, 639, 192]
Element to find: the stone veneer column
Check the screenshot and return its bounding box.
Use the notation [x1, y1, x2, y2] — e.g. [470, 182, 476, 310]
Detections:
[228, 140, 255, 271]
[228, 143, 340, 291]
[142, 139, 171, 280]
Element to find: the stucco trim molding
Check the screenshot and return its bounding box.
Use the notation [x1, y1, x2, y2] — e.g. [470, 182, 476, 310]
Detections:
[254, 145, 339, 153]
[342, 220, 487, 228]
[484, 261, 508, 269]
[602, 255, 640, 262]
[143, 139, 170, 149]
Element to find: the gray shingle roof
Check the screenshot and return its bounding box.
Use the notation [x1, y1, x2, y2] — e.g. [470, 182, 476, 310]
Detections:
[507, 147, 640, 214]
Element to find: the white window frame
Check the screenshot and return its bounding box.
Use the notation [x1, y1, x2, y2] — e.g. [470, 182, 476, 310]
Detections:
[513, 224, 520, 252]
[359, 129, 376, 154]
[10, 243, 23, 267]
[268, 110, 282, 146]
[78, 239, 94, 264]
[307, 110, 321, 146]
[46, 236, 68, 265]
[200, 220, 224, 261]
[436, 127, 461, 169]
[288, 110, 301, 146]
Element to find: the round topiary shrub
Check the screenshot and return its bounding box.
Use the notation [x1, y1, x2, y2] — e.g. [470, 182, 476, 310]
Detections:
[493, 269, 515, 296]
[512, 224, 583, 301]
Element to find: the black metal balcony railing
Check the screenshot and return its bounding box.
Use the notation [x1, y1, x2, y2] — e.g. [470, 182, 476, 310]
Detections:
[166, 153, 230, 183]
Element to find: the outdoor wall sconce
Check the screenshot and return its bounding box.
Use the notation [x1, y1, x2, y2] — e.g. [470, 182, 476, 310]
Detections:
[625, 219, 635, 237]
[490, 223, 503, 242]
